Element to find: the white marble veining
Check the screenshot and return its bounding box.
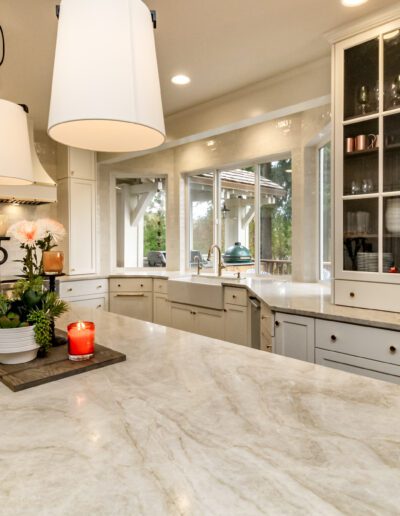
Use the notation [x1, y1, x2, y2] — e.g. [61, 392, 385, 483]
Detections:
[1, 307, 400, 515]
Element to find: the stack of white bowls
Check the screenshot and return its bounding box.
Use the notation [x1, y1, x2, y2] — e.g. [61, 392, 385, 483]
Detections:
[0, 325, 39, 365]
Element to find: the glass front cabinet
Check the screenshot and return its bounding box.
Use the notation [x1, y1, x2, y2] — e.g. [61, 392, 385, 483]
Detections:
[333, 12, 400, 311]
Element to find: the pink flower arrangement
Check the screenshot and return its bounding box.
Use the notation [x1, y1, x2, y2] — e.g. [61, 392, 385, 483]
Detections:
[7, 219, 66, 278]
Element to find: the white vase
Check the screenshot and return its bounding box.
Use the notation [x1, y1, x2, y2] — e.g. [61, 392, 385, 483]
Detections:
[0, 325, 39, 365]
[385, 198, 400, 233]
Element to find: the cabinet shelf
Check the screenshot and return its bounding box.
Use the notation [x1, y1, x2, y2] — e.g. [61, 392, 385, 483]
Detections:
[345, 147, 378, 157]
[344, 233, 378, 239]
[343, 113, 379, 125]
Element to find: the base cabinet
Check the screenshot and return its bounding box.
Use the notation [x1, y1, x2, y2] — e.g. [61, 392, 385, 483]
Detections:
[195, 307, 225, 340]
[109, 293, 153, 322]
[153, 293, 171, 327]
[59, 279, 109, 311]
[170, 303, 194, 332]
[66, 295, 108, 311]
[224, 305, 249, 346]
[274, 312, 315, 363]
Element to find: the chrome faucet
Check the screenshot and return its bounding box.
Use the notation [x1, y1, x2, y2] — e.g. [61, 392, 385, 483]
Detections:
[207, 244, 226, 277]
[194, 255, 203, 276]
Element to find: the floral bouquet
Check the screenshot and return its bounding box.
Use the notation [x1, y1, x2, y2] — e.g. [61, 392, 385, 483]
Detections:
[7, 218, 66, 278]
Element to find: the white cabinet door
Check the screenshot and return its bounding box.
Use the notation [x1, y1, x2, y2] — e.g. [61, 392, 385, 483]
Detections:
[69, 179, 96, 275]
[110, 293, 153, 322]
[194, 306, 225, 340]
[275, 312, 315, 363]
[170, 303, 195, 332]
[315, 349, 400, 385]
[153, 293, 171, 327]
[224, 305, 249, 346]
[69, 148, 96, 180]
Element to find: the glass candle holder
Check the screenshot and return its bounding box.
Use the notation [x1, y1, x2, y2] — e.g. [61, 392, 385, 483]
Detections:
[67, 321, 95, 361]
[43, 251, 64, 275]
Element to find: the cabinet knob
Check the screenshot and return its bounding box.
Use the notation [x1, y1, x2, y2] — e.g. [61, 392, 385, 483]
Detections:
[67, 288, 73, 292]
[275, 321, 280, 327]
[349, 292, 355, 298]
[97, 285, 102, 289]
[96, 305, 102, 309]
[71, 170, 75, 175]
[331, 335, 337, 342]
[140, 284, 144, 287]
[232, 295, 237, 299]
[118, 284, 121, 287]
[390, 346, 397, 354]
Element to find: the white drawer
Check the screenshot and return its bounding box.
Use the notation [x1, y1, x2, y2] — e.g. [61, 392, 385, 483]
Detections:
[261, 303, 274, 337]
[59, 279, 108, 298]
[335, 280, 400, 312]
[316, 319, 400, 366]
[153, 279, 168, 294]
[110, 278, 153, 292]
[316, 349, 400, 384]
[224, 287, 247, 307]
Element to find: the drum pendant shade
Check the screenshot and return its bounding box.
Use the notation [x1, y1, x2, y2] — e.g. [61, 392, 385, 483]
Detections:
[48, 0, 166, 153]
[0, 100, 34, 185]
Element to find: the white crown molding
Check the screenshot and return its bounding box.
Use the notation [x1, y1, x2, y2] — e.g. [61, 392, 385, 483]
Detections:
[325, 4, 400, 44]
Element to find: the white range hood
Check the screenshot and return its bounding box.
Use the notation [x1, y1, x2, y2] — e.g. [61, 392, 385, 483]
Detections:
[0, 122, 57, 205]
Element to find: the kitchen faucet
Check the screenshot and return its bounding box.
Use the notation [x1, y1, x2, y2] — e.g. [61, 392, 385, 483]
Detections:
[207, 244, 226, 277]
[194, 255, 203, 276]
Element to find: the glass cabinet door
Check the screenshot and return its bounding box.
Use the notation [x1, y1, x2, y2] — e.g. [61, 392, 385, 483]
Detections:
[344, 38, 379, 120]
[384, 29, 400, 112]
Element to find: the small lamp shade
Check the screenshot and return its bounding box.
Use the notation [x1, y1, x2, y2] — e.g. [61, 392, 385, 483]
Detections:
[0, 100, 34, 185]
[48, 0, 166, 153]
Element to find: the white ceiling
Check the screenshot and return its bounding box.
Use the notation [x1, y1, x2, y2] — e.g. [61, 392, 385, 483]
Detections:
[0, 0, 397, 131]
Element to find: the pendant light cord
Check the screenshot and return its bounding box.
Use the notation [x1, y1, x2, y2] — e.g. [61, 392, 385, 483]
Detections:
[0, 26, 4, 66]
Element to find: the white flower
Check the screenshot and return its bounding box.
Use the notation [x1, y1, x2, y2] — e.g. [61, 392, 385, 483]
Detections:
[36, 218, 66, 244]
[7, 220, 44, 246]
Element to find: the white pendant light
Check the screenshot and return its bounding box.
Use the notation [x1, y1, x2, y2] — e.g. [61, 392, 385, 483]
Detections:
[0, 100, 33, 185]
[28, 120, 56, 185]
[48, 0, 166, 153]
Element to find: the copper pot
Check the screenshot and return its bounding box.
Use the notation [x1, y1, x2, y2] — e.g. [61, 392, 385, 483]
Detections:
[355, 134, 367, 151]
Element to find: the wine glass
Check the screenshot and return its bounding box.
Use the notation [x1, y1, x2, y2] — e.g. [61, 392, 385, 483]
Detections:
[357, 85, 370, 115]
[391, 75, 400, 107]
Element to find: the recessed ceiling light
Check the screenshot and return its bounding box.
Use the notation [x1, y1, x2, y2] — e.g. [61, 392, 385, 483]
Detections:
[171, 74, 191, 85]
[341, 0, 368, 6]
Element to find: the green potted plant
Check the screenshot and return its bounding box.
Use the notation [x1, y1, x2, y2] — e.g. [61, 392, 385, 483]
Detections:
[0, 219, 69, 364]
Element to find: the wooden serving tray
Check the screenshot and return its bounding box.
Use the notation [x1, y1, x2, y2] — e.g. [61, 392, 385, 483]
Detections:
[0, 331, 126, 392]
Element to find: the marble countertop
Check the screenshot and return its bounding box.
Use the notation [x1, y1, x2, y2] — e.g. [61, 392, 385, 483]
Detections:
[1, 307, 400, 515]
[58, 271, 400, 331]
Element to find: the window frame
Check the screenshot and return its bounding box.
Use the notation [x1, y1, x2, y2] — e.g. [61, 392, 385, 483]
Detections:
[318, 140, 332, 281]
[185, 153, 292, 276]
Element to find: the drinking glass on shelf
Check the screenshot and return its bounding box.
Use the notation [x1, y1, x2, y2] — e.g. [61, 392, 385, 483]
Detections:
[361, 179, 374, 193]
[357, 85, 370, 115]
[391, 75, 400, 107]
[351, 181, 360, 195]
[347, 212, 357, 234]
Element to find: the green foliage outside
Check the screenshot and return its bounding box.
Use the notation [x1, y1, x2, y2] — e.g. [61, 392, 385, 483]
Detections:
[144, 191, 167, 255]
[268, 160, 292, 260]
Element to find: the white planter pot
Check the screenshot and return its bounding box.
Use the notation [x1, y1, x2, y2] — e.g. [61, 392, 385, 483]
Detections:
[0, 325, 39, 365]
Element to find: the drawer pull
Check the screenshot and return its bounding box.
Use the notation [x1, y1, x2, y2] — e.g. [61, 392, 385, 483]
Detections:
[67, 288, 73, 292]
[275, 321, 280, 327]
[140, 284, 144, 287]
[115, 293, 144, 297]
[390, 346, 397, 354]
[349, 292, 355, 298]
[117, 284, 121, 287]
[232, 295, 237, 299]
[331, 335, 337, 342]
[96, 305, 102, 309]
[97, 285, 102, 289]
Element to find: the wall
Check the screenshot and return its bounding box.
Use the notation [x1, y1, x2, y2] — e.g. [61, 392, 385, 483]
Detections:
[0, 131, 58, 279]
[99, 104, 331, 281]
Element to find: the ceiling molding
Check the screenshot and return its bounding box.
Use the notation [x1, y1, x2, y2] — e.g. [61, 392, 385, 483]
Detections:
[98, 94, 331, 166]
[325, 4, 400, 43]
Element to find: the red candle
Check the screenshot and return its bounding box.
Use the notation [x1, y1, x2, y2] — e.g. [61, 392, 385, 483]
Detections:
[67, 321, 95, 361]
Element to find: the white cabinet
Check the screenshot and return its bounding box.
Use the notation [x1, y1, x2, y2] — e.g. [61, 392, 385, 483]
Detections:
[58, 178, 96, 275]
[315, 318, 400, 383]
[170, 302, 225, 340]
[274, 312, 315, 362]
[170, 303, 194, 332]
[195, 306, 225, 340]
[109, 292, 153, 322]
[224, 305, 249, 346]
[153, 293, 171, 327]
[59, 279, 108, 311]
[57, 145, 96, 180]
[331, 14, 400, 311]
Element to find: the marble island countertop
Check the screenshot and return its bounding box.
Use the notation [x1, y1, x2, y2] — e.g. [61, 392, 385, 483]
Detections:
[1, 307, 400, 515]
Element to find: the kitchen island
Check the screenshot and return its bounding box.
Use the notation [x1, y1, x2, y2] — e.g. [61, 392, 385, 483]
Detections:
[1, 307, 400, 515]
